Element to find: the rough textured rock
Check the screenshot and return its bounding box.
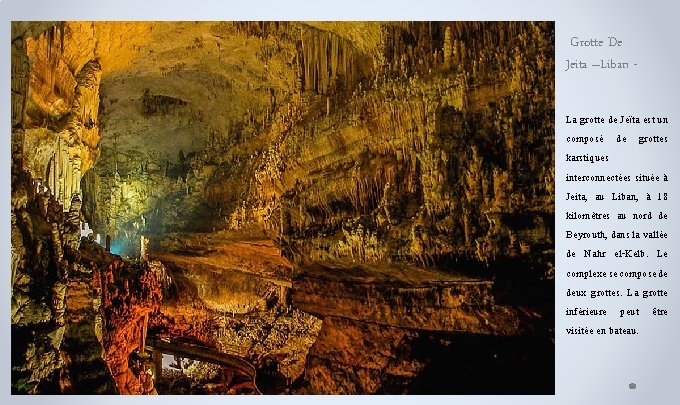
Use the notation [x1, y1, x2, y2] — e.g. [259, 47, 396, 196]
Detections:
[290, 261, 551, 394]
[147, 240, 321, 390]
[10, 164, 163, 394]
[298, 316, 553, 394]
[69, 22, 554, 277]
[88, 247, 163, 394]
[20, 25, 103, 210]
[292, 262, 542, 335]
[12, 21, 554, 395]
[10, 165, 160, 394]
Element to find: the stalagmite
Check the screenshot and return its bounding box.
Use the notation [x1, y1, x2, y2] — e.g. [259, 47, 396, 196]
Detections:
[51, 222, 63, 262]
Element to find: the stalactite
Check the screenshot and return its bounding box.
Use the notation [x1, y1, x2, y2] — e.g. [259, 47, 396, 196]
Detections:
[300, 26, 365, 95]
[443, 26, 453, 68]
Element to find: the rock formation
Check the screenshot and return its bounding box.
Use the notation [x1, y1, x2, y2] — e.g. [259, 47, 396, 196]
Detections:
[11, 21, 554, 394]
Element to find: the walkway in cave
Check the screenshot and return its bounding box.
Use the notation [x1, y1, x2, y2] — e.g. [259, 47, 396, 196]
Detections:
[146, 336, 261, 394]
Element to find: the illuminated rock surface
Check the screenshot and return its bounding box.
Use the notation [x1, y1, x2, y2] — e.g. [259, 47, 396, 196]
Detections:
[12, 21, 554, 394]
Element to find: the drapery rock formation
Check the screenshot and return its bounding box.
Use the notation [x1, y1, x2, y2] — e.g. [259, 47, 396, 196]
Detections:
[12, 21, 554, 394]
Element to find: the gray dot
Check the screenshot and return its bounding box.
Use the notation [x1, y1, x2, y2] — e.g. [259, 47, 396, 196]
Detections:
[629, 383, 637, 390]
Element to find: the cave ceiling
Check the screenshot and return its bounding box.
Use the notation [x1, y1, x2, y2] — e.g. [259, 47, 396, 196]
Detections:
[35, 22, 380, 162]
[19, 21, 380, 167]
[14, 21, 555, 269]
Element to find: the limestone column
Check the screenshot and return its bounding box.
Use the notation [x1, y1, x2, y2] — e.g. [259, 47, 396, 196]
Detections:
[140, 236, 149, 261]
[152, 349, 163, 380]
[11, 37, 29, 169]
[278, 285, 288, 307]
[65, 158, 72, 209]
[52, 147, 58, 197]
[72, 156, 82, 196]
[58, 146, 65, 206]
[443, 26, 453, 69]
[140, 313, 149, 353]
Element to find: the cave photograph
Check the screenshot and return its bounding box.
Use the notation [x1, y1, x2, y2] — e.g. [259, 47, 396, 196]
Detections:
[10, 21, 555, 395]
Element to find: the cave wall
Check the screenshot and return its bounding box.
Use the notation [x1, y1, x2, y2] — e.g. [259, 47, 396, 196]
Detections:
[11, 23, 165, 394]
[12, 20, 555, 273]
[193, 23, 552, 271]
[77, 22, 554, 277]
[10, 163, 164, 393]
[14, 23, 102, 211]
[268, 22, 555, 272]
